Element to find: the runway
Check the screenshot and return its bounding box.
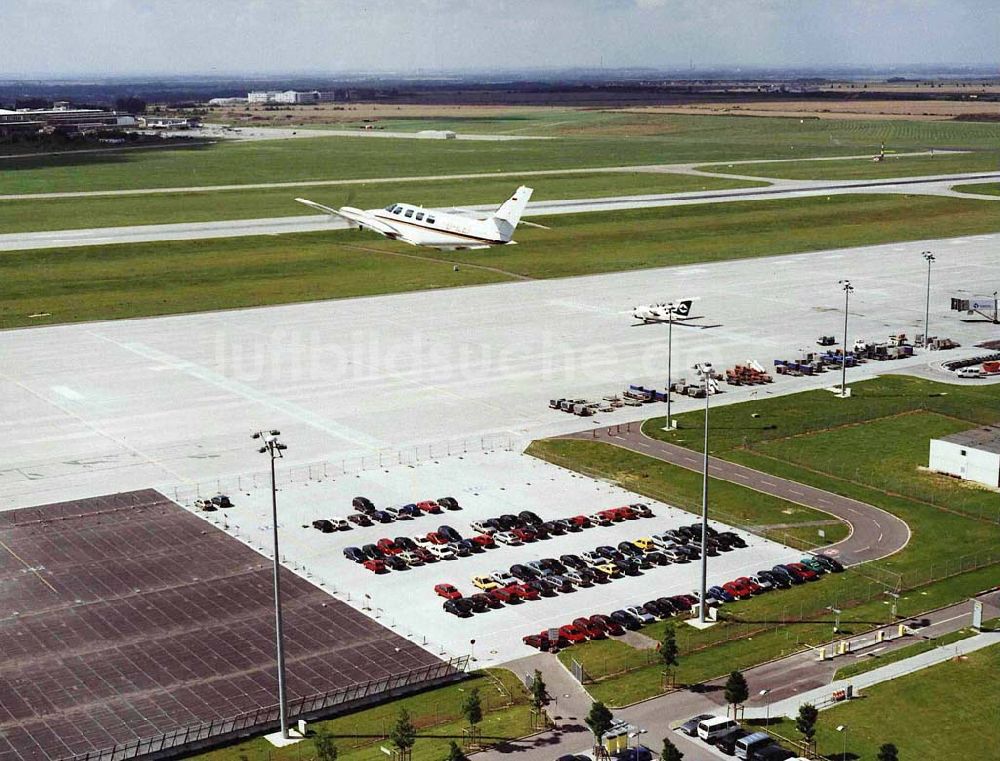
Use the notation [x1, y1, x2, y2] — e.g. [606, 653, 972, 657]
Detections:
[1, 231, 996, 510]
[2, 170, 997, 251]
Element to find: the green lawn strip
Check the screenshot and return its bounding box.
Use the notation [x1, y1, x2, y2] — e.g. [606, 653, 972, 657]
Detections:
[832, 625, 981, 681]
[5, 113, 1000, 195]
[408, 194, 1000, 279]
[0, 171, 763, 234]
[525, 439, 846, 546]
[188, 669, 533, 761]
[763, 643, 1000, 761]
[952, 181, 1000, 196]
[697, 150, 1000, 180]
[0, 232, 514, 329]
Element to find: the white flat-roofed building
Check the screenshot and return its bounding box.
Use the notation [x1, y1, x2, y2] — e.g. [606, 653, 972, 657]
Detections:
[929, 424, 1000, 489]
[247, 90, 323, 105]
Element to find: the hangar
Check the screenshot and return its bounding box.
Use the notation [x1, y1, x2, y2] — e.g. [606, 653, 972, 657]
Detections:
[929, 424, 1000, 489]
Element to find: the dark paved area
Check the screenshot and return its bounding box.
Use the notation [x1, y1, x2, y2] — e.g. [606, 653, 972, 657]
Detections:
[0, 490, 445, 761]
[563, 425, 911, 566]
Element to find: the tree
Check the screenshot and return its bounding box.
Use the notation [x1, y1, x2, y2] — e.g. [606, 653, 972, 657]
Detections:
[724, 670, 749, 718]
[877, 743, 899, 761]
[314, 730, 338, 761]
[661, 736, 684, 761]
[389, 708, 416, 755]
[660, 622, 680, 683]
[461, 688, 483, 729]
[446, 740, 466, 761]
[795, 703, 819, 744]
[530, 669, 549, 710]
[585, 701, 614, 745]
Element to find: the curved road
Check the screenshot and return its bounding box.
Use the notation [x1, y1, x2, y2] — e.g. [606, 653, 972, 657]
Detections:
[563, 425, 910, 566]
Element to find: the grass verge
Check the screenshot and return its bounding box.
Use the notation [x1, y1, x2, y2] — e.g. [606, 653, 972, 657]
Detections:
[697, 150, 1000, 180]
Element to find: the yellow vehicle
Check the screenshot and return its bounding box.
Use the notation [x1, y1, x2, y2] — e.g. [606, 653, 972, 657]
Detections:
[595, 563, 621, 578]
[634, 537, 657, 552]
[472, 574, 500, 591]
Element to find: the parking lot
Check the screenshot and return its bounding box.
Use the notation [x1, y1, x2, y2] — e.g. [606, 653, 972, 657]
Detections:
[191, 449, 799, 665]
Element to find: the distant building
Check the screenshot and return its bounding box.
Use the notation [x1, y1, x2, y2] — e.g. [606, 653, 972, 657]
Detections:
[247, 90, 326, 105]
[929, 424, 1000, 489]
[416, 130, 457, 139]
[0, 106, 122, 136]
[207, 97, 248, 106]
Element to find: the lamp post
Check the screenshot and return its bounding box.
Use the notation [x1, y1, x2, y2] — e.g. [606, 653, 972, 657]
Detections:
[253, 429, 290, 739]
[838, 280, 854, 397]
[922, 252, 935, 347]
[663, 302, 678, 431]
[836, 724, 848, 760]
[759, 689, 772, 726]
[694, 362, 713, 623]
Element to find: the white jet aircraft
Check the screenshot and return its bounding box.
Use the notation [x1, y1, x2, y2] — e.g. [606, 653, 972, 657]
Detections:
[295, 186, 534, 250]
[633, 298, 698, 324]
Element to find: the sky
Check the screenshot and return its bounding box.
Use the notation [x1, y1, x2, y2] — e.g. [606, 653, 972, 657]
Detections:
[1, 0, 998, 77]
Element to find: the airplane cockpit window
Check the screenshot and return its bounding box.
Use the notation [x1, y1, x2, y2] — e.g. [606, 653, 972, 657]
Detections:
[404, 209, 414, 218]
[426, 216, 435, 224]
[384, 204, 394, 211]
[392, 206, 403, 214]
[415, 212, 425, 221]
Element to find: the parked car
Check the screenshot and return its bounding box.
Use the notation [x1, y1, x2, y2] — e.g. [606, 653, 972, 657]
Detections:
[594, 562, 620, 579]
[589, 512, 613, 527]
[747, 574, 774, 592]
[735, 576, 763, 595]
[527, 579, 558, 597]
[472, 592, 503, 610]
[799, 556, 828, 574]
[343, 546, 366, 563]
[722, 580, 752, 600]
[642, 599, 673, 619]
[449, 542, 471, 557]
[561, 569, 589, 587]
[313, 519, 337, 533]
[398, 550, 423, 567]
[372, 510, 395, 524]
[352, 496, 375, 512]
[522, 633, 551, 651]
[384, 555, 407, 571]
[347, 513, 373, 527]
[813, 554, 844, 572]
[669, 594, 699, 611]
[539, 557, 567, 575]
[427, 545, 455, 560]
[423, 532, 449, 545]
[510, 564, 539, 582]
[456, 539, 481, 554]
[470, 520, 494, 534]
[679, 714, 716, 737]
[472, 574, 500, 591]
[363, 558, 387, 573]
[609, 609, 642, 630]
[518, 509, 543, 526]
[715, 728, 750, 756]
[625, 605, 657, 625]
[438, 525, 462, 543]
[491, 570, 518, 587]
[569, 515, 592, 529]
[416, 500, 443, 514]
[443, 598, 474, 617]
[542, 520, 566, 536]
[630, 502, 654, 518]
[586, 613, 624, 636]
[471, 533, 496, 549]
[361, 543, 384, 560]
[614, 559, 642, 576]
[558, 624, 588, 644]
[497, 514, 521, 530]
[488, 586, 518, 604]
[572, 617, 606, 639]
[438, 497, 461, 511]
[414, 547, 437, 564]
[466, 594, 490, 613]
[399, 504, 423, 518]
[512, 527, 538, 543]
[757, 569, 790, 589]
[384, 506, 412, 521]
[509, 583, 540, 601]
[785, 562, 819, 581]
[377, 538, 402, 555]
[596, 545, 624, 562]
[708, 585, 736, 603]
[718, 531, 747, 548]
[617, 541, 644, 557]
[645, 550, 670, 566]
[494, 531, 522, 546]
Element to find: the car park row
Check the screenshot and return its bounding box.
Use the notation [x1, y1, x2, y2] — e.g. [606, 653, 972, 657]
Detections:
[341, 503, 659, 574]
[311, 494, 462, 533]
[678, 713, 810, 760]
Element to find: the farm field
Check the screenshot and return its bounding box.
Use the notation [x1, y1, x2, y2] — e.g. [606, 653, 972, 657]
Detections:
[7, 193, 1000, 328]
[5, 112, 1000, 195]
[698, 150, 1000, 180]
[0, 170, 764, 234]
[767, 643, 1000, 760]
[627, 98, 1000, 120]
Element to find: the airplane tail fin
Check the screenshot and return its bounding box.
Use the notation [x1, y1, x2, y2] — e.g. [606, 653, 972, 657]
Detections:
[492, 186, 533, 239]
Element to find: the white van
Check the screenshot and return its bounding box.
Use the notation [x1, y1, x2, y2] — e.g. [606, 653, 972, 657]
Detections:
[698, 716, 740, 742]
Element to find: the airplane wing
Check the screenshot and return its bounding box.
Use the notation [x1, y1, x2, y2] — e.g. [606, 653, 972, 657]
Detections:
[295, 198, 403, 237]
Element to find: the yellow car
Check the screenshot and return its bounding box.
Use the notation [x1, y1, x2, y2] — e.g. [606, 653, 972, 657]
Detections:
[595, 563, 621, 579]
[634, 537, 657, 552]
[472, 574, 500, 591]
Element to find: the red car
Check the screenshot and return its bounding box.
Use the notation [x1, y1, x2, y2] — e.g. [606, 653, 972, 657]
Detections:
[414, 547, 437, 564]
[558, 624, 588, 644]
[363, 559, 387, 573]
[735, 576, 763, 595]
[572, 617, 607, 639]
[522, 633, 551, 651]
[787, 562, 819, 581]
[588, 614, 625, 636]
[472, 592, 503, 610]
[471, 534, 496, 549]
[434, 583, 462, 600]
[569, 515, 592, 528]
[425, 532, 449, 545]
[598, 508, 622, 522]
[722, 580, 752, 600]
[377, 538, 402, 555]
[416, 500, 443, 514]
[487, 587, 517, 604]
[512, 527, 537, 543]
[615, 506, 638, 520]
[509, 583, 540, 601]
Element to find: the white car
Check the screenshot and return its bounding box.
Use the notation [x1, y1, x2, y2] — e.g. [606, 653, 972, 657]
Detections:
[748, 574, 774, 592]
[398, 551, 423, 566]
[491, 570, 518, 586]
[494, 531, 522, 546]
[469, 520, 495, 534]
[589, 513, 613, 527]
[660, 548, 687, 563]
[385, 507, 412, 520]
[427, 545, 455, 560]
[561, 569, 588, 586]
[625, 606, 657, 625]
[581, 551, 606, 567]
[650, 533, 674, 550]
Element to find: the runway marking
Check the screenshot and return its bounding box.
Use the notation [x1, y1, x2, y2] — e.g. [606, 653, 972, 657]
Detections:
[0, 539, 58, 594]
[51, 385, 83, 401]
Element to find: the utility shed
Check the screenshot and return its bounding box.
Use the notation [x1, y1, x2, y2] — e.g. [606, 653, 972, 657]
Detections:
[929, 424, 1000, 489]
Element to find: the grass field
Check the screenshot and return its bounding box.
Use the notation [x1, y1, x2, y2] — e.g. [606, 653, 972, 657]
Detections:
[698, 150, 1000, 180]
[6, 192, 1000, 329]
[4, 113, 1000, 195]
[188, 669, 534, 761]
[0, 170, 764, 234]
[527, 376, 1000, 706]
[953, 181, 1000, 195]
[765, 643, 1000, 760]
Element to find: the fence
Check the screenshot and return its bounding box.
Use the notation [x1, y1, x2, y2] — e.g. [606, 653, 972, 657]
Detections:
[172, 433, 517, 504]
[59, 657, 469, 761]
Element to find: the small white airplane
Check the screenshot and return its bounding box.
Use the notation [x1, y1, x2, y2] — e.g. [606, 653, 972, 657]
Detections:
[633, 298, 699, 324]
[295, 186, 535, 251]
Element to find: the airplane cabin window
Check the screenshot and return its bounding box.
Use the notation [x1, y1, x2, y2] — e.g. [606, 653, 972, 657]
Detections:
[415, 212, 425, 221]
[427, 216, 435, 224]
[404, 209, 414, 218]
[393, 206, 403, 214]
